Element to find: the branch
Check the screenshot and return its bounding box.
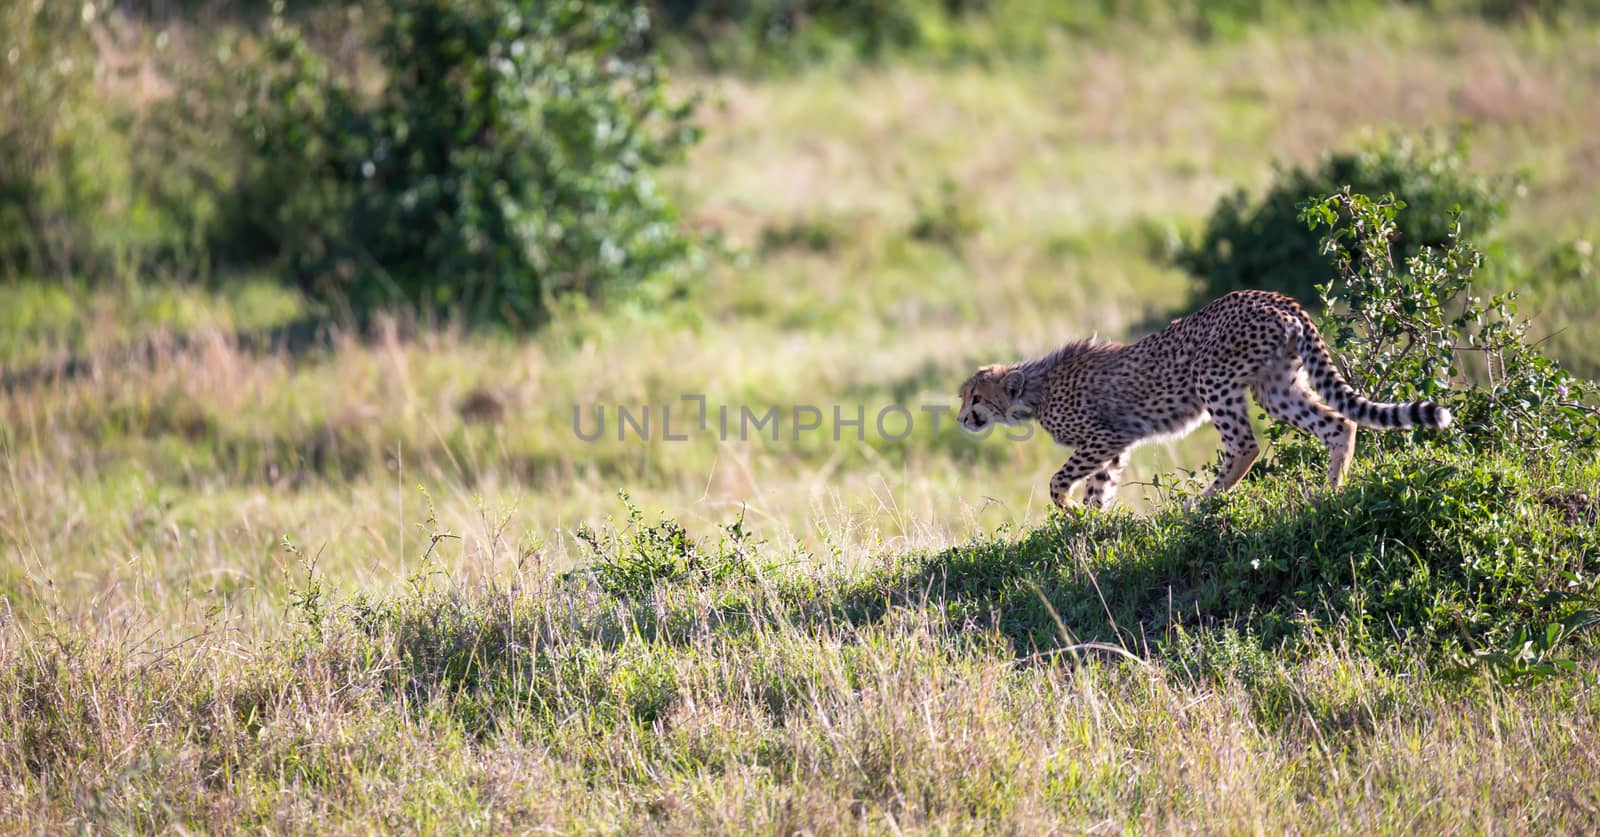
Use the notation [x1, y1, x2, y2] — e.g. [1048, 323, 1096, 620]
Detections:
[1372, 329, 1421, 394]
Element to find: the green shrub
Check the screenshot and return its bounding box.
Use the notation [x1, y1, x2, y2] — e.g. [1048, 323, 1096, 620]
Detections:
[1177, 134, 1504, 307]
[179, 0, 701, 327]
[573, 494, 756, 599]
[1277, 189, 1600, 459]
[0, 1, 115, 279]
[1169, 453, 1600, 676]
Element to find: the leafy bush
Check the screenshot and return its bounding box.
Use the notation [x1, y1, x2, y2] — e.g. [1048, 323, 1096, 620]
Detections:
[1278, 189, 1600, 459]
[574, 494, 756, 598]
[0, 1, 115, 278]
[1, 2, 214, 281]
[1177, 134, 1504, 307]
[1166, 452, 1600, 676]
[182, 0, 701, 327]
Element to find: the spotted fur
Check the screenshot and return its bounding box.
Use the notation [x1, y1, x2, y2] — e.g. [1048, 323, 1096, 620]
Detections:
[957, 290, 1452, 509]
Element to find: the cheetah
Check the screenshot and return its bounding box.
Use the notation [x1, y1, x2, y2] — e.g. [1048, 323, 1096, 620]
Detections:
[956, 290, 1452, 510]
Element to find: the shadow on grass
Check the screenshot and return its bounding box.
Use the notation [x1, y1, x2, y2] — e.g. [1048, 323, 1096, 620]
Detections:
[803, 459, 1600, 665]
[375, 455, 1598, 681]
[809, 505, 1290, 659]
[342, 484, 1380, 739]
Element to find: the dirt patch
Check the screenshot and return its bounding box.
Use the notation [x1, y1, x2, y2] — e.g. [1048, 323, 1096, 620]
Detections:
[1541, 491, 1599, 526]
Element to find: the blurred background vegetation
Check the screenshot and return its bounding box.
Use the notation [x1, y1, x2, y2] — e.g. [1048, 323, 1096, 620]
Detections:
[4, 0, 1597, 330]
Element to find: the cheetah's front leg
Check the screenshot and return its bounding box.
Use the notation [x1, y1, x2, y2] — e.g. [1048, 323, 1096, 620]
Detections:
[1200, 398, 1260, 497]
[1049, 446, 1127, 510]
[1082, 451, 1130, 510]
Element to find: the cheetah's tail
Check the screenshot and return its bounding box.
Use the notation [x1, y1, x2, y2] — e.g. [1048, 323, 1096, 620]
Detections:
[1293, 315, 1454, 430]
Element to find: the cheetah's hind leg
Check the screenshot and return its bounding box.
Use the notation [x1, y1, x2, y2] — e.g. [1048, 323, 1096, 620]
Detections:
[1251, 367, 1357, 489]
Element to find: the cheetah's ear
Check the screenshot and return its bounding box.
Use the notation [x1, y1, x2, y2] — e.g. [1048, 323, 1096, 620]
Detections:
[1002, 370, 1025, 400]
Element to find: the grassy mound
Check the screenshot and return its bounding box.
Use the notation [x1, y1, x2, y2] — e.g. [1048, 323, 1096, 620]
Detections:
[844, 448, 1600, 678]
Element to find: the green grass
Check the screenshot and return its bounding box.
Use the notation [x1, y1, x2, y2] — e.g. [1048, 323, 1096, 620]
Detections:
[3, 450, 1598, 831]
[5, 5, 1600, 830]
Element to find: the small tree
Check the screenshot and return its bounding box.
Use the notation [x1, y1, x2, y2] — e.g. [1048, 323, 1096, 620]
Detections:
[1274, 190, 1599, 461]
[216, 0, 701, 327]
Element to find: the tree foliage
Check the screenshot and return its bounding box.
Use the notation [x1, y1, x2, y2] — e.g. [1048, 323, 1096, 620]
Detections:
[1178, 135, 1503, 307]
[216, 0, 701, 326]
[1259, 189, 1599, 466]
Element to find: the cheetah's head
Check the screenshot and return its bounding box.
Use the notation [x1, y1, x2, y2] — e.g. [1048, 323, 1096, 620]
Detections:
[957, 364, 1030, 432]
